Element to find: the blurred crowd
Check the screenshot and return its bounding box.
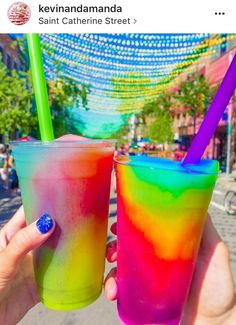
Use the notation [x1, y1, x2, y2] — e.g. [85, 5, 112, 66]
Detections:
[0, 143, 19, 194]
[115, 143, 187, 161]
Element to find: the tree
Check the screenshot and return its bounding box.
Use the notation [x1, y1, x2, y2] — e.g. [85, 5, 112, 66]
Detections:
[0, 54, 90, 140]
[0, 55, 37, 138]
[174, 72, 217, 135]
[148, 107, 174, 144]
[48, 77, 90, 138]
[140, 92, 174, 144]
[10, 35, 90, 139]
[111, 122, 130, 146]
[141, 91, 173, 125]
[11, 36, 29, 70]
[110, 73, 158, 142]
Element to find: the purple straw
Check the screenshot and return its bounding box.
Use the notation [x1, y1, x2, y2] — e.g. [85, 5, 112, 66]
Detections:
[183, 54, 236, 165]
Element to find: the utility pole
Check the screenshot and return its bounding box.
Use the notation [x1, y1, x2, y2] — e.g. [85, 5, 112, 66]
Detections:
[130, 114, 137, 142]
[226, 51, 233, 175]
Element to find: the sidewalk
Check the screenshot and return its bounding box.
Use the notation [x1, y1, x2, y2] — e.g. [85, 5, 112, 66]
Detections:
[0, 188, 22, 229]
[216, 173, 236, 191]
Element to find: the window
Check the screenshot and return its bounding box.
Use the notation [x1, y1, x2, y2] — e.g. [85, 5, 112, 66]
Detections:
[6, 54, 11, 71]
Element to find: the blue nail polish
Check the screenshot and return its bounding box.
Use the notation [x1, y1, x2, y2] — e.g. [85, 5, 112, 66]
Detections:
[36, 214, 54, 234]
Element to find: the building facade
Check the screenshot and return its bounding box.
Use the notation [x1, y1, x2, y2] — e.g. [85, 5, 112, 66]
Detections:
[172, 37, 236, 171]
[0, 34, 21, 71]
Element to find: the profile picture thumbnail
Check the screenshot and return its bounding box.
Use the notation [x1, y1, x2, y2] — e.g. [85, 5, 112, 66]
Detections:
[8, 2, 31, 25]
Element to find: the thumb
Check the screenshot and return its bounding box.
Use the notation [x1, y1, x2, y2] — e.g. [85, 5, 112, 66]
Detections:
[0, 214, 55, 281]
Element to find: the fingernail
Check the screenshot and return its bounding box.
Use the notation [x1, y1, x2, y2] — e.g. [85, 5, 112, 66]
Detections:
[36, 214, 54, 234]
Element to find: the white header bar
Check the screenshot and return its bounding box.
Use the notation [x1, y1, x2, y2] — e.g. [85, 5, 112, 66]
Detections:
[1, 0, 236, 33]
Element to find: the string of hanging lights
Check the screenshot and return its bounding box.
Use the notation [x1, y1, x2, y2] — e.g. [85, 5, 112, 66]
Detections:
[40, 33, 236, 137]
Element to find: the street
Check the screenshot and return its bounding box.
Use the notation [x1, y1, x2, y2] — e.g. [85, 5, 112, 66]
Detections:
[0, 178, 236, 324]
[209, 184, 236, 281]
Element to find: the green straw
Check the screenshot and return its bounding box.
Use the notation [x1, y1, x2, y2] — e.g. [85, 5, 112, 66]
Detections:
[27, 34, 54, 142]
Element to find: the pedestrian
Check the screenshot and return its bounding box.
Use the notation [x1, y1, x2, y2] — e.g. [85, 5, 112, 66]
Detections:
[8, 146, 19, 195]
[115, 145, 127, 157]
[173, 144, 186, 161]
[128, 146, 137, 156]
[0, 144, 8, 190]
[138, 146, 147, 156]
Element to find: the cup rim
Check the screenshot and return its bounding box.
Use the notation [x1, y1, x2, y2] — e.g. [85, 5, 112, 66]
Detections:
[11, 139, 116, 149]
[114, 155, 219, 175]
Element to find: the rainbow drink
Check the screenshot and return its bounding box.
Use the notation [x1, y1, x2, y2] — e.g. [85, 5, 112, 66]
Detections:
[12, 140, 114, 310]
[115, 156, 218, 325]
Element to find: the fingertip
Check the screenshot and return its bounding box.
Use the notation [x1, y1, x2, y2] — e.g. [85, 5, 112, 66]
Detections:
[105, 276, 117, 301]
[104, 268, 117, 301]
[106, 240, 117, 262]
[107, 250, 117, 263]
[110, 223, 117, 235]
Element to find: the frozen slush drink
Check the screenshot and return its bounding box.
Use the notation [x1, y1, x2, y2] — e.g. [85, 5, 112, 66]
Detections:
[115, 156, 218, 325]
[12, 138, 114, 310]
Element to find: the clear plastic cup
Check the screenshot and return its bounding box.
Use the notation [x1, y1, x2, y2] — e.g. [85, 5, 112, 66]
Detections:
[115, 156, 218, 325]
[12, 140, 115, 310]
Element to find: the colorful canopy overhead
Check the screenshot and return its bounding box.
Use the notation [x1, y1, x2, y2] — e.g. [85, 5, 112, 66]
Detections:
[40, 33, 236, 138]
